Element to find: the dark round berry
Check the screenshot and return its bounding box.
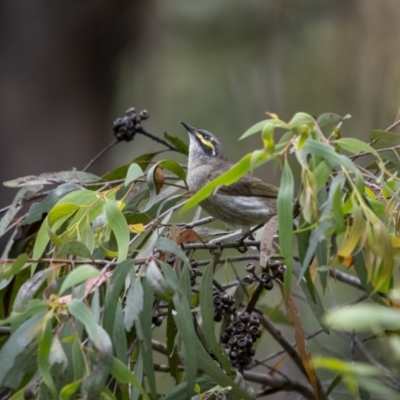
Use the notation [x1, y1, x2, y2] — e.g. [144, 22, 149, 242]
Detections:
[237, 338, 247, 348]
[239, 312, 250, 323]
[264, 280, 274, 290]
[135, 123, 142, 131]
[229, 351, 238, 361]
[140, 109, 149, 120]
[214, 312, 222, 322]
[249, 316, 260, 327]
[235, 323, 246, 333]
[238, 349, 247, 358]
[190, 260, 198, 268]
[126, 120, 134, 129]
[213, 295, 222, 304]
[221, 333, 230, 344]
[243, 275, 254, 285]
[227, 305, 236, 314]
[245, 263, 255, 273]
[250, 327, 261, 339]
[260, 272, 270, 283]
[248, 348, 255, 356]
[228, 336, 238, 346]
[126, 107, 136, 115]
[225, 324, 234, 334]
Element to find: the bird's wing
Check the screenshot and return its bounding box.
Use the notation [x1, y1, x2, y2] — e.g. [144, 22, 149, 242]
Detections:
[217, 174, 279, 198]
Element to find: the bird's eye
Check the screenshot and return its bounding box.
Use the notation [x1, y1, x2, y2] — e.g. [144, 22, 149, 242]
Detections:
[203, 134, 210, 141]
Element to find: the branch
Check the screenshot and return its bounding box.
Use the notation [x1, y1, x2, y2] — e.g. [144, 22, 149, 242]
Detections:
[151, 341, 316, 400]
[257, 313, 328, 400]
[82, 139, 119, 172]
[136, 127, 178, 152]
[329, 269, 387, 298]
[181, 240, 260, 251]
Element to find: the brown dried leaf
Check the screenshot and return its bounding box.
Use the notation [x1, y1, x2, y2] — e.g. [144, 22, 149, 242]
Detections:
[310, 256, 318, 281]
[268, 354, 288, 376]
[284, 292, 318, 397]
[154, 166, 164, 194]
[177, 229, 202, 245]
[259, 216, 278, 268]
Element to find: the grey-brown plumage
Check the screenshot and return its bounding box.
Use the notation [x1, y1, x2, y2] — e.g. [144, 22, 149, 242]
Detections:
[182, 122, 278, 229]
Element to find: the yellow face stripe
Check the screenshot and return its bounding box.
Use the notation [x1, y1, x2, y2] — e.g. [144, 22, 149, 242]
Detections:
[195, 132, 215, 154]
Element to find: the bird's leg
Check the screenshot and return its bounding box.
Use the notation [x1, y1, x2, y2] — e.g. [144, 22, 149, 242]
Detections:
[237, 224, 264, 243]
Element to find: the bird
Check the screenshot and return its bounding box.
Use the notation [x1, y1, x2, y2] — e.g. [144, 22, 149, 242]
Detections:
[181, 122, 279, 231]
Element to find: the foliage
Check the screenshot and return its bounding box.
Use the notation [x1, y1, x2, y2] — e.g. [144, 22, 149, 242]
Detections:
[1, 108, 400, 399]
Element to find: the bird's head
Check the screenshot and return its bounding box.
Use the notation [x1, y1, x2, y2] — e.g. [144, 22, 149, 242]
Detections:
[181, 122, 227, 163]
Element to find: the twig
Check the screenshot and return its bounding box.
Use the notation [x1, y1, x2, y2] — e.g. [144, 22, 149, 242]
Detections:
[244, 282, 264, 313]
[257, 313, 328, 400]
[181, 240, 260, 251]
[328, 269, 386, 298]
[151, 341, 316, 400]
[136, 127, 178, 152]
[255, 328, 325, 365]
[83, 139, 119, 172]
[353, 335, 400, 391]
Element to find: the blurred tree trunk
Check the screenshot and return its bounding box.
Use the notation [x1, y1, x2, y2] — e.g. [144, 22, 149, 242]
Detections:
[0, 0, 151, 208]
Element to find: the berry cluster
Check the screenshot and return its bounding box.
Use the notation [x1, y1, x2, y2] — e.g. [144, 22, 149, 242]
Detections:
[221, 312, 261, 367]
[212, 287, 236, 322]
[243, 262, 285, 290]
[189, 260, 201, 287]
[112, 107, 150, 142]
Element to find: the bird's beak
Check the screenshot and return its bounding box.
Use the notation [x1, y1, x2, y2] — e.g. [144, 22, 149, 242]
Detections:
[181, 121, 196, 135]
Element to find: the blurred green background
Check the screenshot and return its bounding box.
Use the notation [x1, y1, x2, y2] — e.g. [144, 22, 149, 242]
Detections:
[1, 0, 400, 209]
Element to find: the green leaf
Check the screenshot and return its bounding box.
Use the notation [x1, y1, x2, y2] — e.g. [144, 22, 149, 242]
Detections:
[113, 301, 128, 363]
[0, 312, 46, 386]
[277, 162, 294, 296]
[124, 163, 144, 186]
[68, 299, 113, 399]
[0, 253, 28, 282]
[195, 340, 254, 400]
[161, 262, 198, 398]
[24, 183, 80, 225]
[240, 118, 287, 140]
[109, 357, 149, 400]
[161, 376, 216, 400]
[124, 276, 143, 332]
[336, 138, 381, 159]
[13, 269, 50, 312]
[325, 304, 400, 331]
[4, 171, 101, 187]
[164, 132, 189, 155]
[59, 265, 100, 295]
[60, 380, 83, 400]
[0, 185, 42, 238]
[370, 129, 400, 142]
[138, 279, 157, 399]
[316, 113, 344, 128]
[289, 112, 314, 128]
[199, 263, 232, 372]
[240, 120, 270, 139]
[47, 203, 80, 227]
[58, 241, 92, 259]
[303, 140, 359, 173]
[103, 260, 134, 336]
[105, 200, 129, 262]
[38, 312, 57, 399]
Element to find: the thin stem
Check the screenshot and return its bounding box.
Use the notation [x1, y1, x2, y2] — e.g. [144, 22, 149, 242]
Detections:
[136, 127, 178, 152]
[83, 139, 119, 172]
